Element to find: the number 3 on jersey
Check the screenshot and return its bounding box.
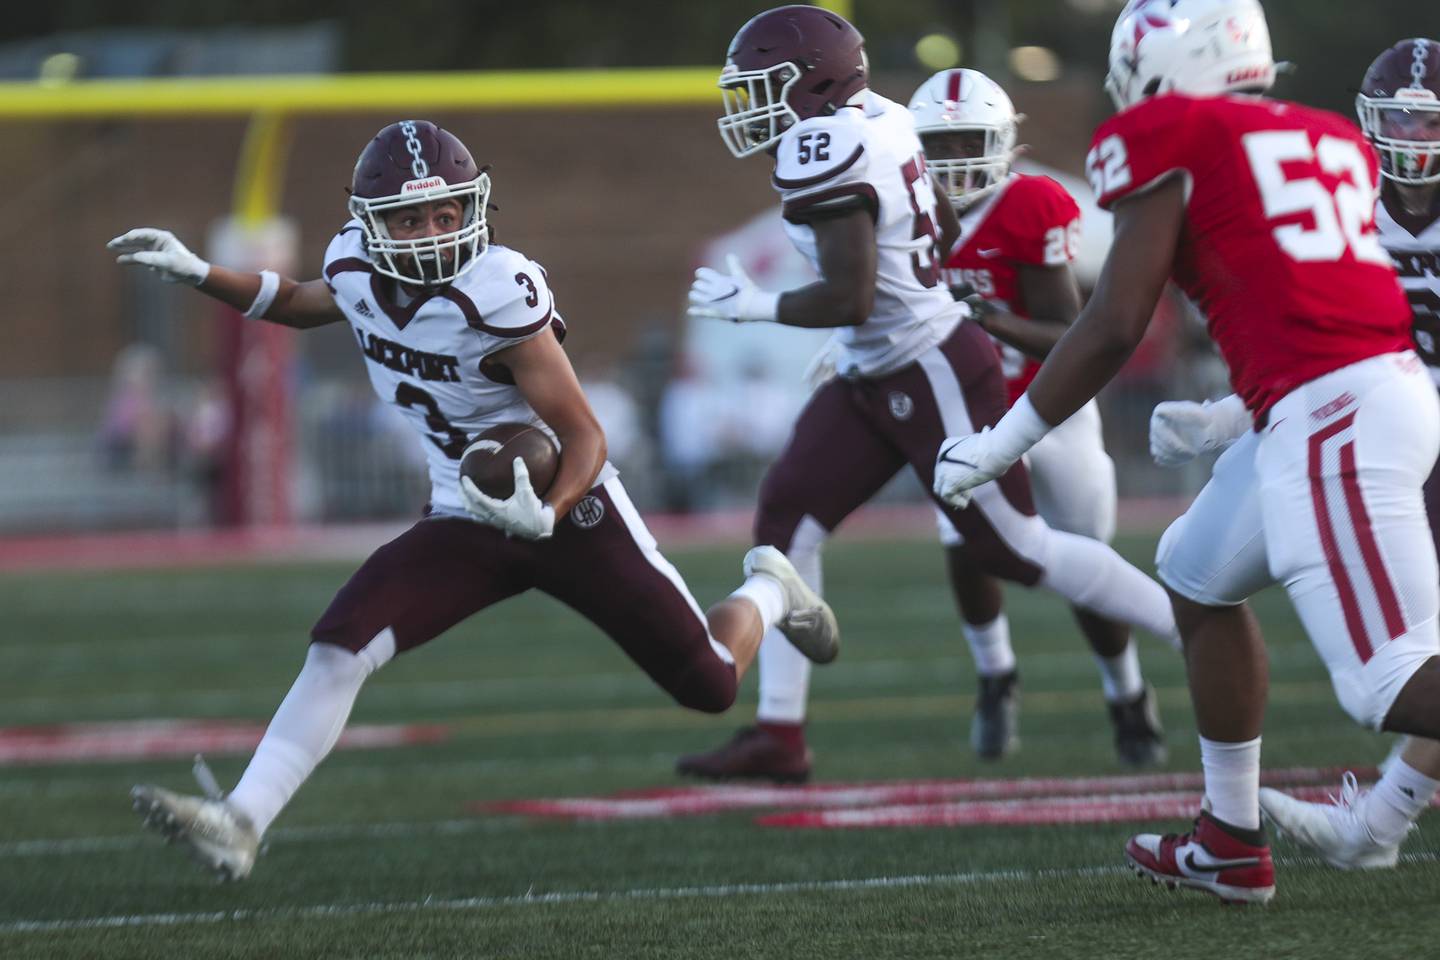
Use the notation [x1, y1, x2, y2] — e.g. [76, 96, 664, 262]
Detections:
[395, 382, 469, 459]
[901, 153, 941, 288]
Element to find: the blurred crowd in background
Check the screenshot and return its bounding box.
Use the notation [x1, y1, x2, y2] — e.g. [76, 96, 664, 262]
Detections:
[0, 1, 1416, 534]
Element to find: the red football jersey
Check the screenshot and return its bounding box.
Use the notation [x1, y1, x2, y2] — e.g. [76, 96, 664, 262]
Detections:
[1086, 93, 1411, 421]
[943, 175, 1081, 405]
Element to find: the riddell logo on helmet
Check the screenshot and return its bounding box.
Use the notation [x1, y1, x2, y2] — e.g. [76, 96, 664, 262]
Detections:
[1396, 88, 1438, 102]
[402, 176, 447, 194]
[1226, 65, 1270, 85]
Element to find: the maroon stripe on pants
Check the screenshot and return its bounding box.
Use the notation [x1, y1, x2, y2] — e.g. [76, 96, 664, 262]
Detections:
[1339, 440, 1406, 642]
[1308, 412, 1372, 663]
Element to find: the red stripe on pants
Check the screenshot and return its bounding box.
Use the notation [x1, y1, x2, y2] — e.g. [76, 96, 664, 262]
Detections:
[1339, 441, 1406, 642]
[1308, 412, 1373, 663]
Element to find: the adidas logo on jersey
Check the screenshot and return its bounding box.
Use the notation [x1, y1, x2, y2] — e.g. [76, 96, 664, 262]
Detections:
[354, 298, 376, 319]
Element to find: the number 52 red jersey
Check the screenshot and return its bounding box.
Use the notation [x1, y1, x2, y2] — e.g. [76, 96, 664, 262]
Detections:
[1086, 93, 1411, 421]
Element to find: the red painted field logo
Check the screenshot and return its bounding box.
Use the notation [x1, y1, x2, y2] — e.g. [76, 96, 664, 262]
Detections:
[475, 767, 1422, 829]
[0, 719, 447, 765]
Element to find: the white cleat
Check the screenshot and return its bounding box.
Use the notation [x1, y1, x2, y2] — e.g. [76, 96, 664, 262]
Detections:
[131, 784, 260, 881]
[743, 545, 839, 664]
[1259, 772, 1401, 870]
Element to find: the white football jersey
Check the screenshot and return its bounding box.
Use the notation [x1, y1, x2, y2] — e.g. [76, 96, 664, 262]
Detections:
[1377, 200, 1440, 385]
[323, 222, 613, 514]
[772, 91, 966, 377]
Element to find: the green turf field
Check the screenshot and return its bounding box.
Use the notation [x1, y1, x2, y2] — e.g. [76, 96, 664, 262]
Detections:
[1, 534, 1432, 959]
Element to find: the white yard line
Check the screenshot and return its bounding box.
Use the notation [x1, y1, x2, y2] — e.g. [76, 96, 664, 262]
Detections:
[0, 865, 1127, 934]
[5, 852, 1436, 936]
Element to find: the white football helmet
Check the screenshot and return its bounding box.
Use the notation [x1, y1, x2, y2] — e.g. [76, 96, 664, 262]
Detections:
[908, 69, 1018, 209]
[1104, 0, 1275, 111]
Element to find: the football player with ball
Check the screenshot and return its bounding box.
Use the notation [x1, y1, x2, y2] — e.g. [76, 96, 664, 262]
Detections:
[111, 120, 839, 880]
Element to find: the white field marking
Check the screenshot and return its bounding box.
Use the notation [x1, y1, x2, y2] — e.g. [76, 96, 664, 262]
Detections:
[5, 851, 1439, 936]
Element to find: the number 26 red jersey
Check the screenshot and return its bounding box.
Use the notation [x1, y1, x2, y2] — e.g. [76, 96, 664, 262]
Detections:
[1086, 93, 1411, 421]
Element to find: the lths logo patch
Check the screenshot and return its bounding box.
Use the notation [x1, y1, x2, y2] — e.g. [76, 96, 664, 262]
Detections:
[570, 496, 605, 529]
[888, 391, 914, 421]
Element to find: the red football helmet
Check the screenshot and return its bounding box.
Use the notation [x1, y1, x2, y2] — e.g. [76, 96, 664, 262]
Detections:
[716, 5, 868, 158]
[348, 120, 491, 286]
[1357, 38, 1440, 186]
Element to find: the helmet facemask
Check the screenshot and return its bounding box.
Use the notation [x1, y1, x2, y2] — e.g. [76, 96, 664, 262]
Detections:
[1357, 92, 1440, 186]
[921, 128, 1016, 210]
[717, 61, 803, 158]
[348, 173, 491, 287]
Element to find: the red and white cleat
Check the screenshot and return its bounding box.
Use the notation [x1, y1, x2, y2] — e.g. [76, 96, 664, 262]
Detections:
[1125, 811, 1275, 905]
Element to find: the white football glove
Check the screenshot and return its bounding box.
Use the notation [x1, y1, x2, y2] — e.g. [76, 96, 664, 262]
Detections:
[932, 395, 1053, 509]
[686, 253, 781, 323]
[933, 429, 1015, 509]
[108, 228, 211, 286]
[459, 458, 556, 540]
[1149, 394, 1249, 468]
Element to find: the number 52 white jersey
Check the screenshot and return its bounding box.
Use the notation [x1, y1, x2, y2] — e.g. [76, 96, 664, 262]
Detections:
[771, 91, 965, 378]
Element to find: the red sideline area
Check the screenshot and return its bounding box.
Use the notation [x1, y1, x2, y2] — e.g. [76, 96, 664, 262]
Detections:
[476, 767, 1422, 829]
[0, 719, 447, 765]
[0, 498, 1190, 574]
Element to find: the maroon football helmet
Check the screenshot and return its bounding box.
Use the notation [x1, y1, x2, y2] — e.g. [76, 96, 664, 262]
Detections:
[1357, 38, 1440, 186]
[348, 120, 491, 285]
[716, 5, 868, 158]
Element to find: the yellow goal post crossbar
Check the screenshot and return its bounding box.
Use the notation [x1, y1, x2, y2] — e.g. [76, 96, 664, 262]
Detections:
[0, 0, 854, 222]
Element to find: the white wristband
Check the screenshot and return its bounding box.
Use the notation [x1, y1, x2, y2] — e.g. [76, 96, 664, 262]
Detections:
[243, 270, 281, 320]
[989, 393, 1054, 463]
[1207, 393, 1251, 441]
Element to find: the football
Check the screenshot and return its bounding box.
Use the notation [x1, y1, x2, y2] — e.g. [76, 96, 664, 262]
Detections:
[460, 422, 560, 500]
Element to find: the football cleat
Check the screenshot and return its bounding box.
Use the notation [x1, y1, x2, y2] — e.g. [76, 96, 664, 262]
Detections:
[675, 725, 813, 784]
[971, 670, 1020, 760]
[1125, 811, 1275, 905]
[743, 545, 839, 664]
[131, 784, 259, 881]
[1259, 771, 1402, 870]
[1109, 685, 1168, 768]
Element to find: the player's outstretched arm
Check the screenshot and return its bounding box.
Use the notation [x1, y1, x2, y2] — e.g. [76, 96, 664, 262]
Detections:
[1025, 176, 1184, 425]
[495, 328, 607, 518]
[933, 176, 1184, 509]
[108, 228, 343, 330]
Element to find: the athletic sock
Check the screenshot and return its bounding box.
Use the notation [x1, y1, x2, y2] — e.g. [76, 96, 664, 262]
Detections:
[963, 614, 1016, 676]
[1199, 735, 1262, 832]
[1364, 758, 1440, 846]
[227, 641, 384, 837]
[758, 720, 806, 750]
[1096, 644, 1144, 703]
[731, 575, 786, 633]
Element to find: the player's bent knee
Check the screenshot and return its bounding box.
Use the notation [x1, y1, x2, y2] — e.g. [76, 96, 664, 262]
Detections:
[1338, 636, 1440, 731]
[668, 656, 739, 714]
